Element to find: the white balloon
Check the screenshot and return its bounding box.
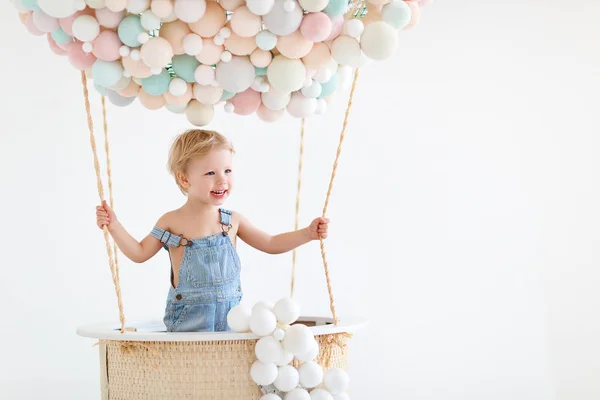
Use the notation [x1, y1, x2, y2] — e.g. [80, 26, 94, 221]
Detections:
[301, 81, 322, 98]
[273, 297, 300, 325]
[72, 15, 100, 42]
[294, 338, 319, 362]
[263, 0, 303, 36]
[310, 389, 334, 400]
[194, 65, 216, 86]
[169, 78, 188, 96]
[174, 0, 207, 23]
[267, 55, 306, 93]
[250, 308, 278, 337]
[298, 0, 328, 12]
[283, 0, 295, 11]
[11, 0, 28, 13]
[221, 50, 233, 63]
[275, 349, 294, 366]
[298, 361, 323, 389]
[32, 9, 59, 33]
[246, 0, 275, 15]
[216, 56, 256, 94]
[284, 388, 311, 400]
[273, 328, 286, 341]
[331, 35, 362, 67]
[315, 98, 328, 115]
[323, 369, 350, 395]
[274, 365, 300, 392]
[344, 19, 364, 38]
[332, 394, 350, 400]
[253, 301, 275, 313]
[37, 0, 78, 18]
[286, 92, 317, 118]
[261, 394, 282, 400]
[261, 89, 291, 111]
[183, 34, 204, 56]
[250, 360, 278, 386]
[82, 41, 93, 53]
[166, 103, 187, 114]
[283, 324, 315, 355]
[226, 304, 252, 332]
[255, 336, 284, 364]
[360, 21, 398, 61]
[140, 10, 161, 30]
[127, 0, 150, 13]
[224, 102, 235, 113]
[256, 30, 278, 51]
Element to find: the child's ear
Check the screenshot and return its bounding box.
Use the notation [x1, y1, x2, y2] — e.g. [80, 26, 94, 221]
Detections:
[176, 171, 190, 189]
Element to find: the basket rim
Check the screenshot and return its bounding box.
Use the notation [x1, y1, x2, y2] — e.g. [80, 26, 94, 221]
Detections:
[76, 315, 368, 342]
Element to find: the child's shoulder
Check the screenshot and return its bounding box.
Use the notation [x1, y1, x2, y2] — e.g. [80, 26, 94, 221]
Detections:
[154, 209, 179, 229]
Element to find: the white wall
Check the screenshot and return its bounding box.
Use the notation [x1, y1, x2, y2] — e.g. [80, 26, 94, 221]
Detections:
[1, 0, 599, 399]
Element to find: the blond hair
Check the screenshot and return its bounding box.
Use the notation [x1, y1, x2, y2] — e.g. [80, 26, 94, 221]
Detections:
[167, 129, 234, 194]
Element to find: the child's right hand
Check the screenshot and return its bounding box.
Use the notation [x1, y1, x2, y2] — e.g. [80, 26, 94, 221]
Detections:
[96, 200, 118, 231]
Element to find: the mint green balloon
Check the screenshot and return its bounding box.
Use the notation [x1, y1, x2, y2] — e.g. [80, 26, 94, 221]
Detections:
[92, 60, 124, 88]
[142, 69, 171, 96]
[324, 0, 347, 17]
[95, 83, 109, 96]
[118, 15, 144, 48]
[318, 73, 339, 99]
[171, 55, 200, 83]
[51, 28, 72, 45]
[20, 0, 38, 11]
[382, 1, 412, 29]
[255, 67, 267, 76]
[221, 90, 235, 100]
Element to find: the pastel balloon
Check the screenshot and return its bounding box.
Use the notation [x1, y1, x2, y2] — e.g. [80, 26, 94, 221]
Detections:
[298, 0, 328, 12]
[171, 54, 200, 83]
[257, 105, 284, 122]
[300, 12, 331, 42]
[164, 82, 192, 106]
[381, 0, 411, 29]
[151, 0, 173, 18]
[118, 14, 144, 47]
[196, 38, 223, 64]
[360, 21, 398, 60]
[72, 14, 100, 42]
[38, 0, 78, 18]
[325, 16, 343, 41]
[219, 0, 244, 11]
[267, 55, 306, 93]
[105, 0, 127, 11]
[109, 75, 131, 91]
[140, 10, 161, 30]
[58, 8, 93, 36]
[261, 88, 291, 110]
[173, 0, 206, 23]
[246, 0, 274, 15]
[318, 73, 338, 98]
[193, 83, 223, 105]
[286, 91, 317, 118]
[302, 42, 331, 70]
[68, 41, 97, 69]
[188, 0, 226, 37]
[194, 64, 215, 85]
[225, 31, 257, 56]
[250, 49, 272, 68]
[276, 30, 313, 59]
[92, 59, 124, 87]
[231, 88, 260, 115]
[47, 33, 68, 55]
[138, 89, 166, 110]
[405, 0, 421, 29]
[263, 0, 303, 36]
[331, 35, 362, 66]
[127, 0, 151, 14]
[92, 30, 122, 61]
[185, 100, 214, 126]
[122, 55, 152, 78]
[159, 19, 191, 55]
[230, 6, 262, 37]
[25, 14, 45, 36]
[140, 37, 174, 68]
[256, 30, 277, 51]
[107, 89, 136, 106]
[215, 56, 255, 93]
[95, 8, 125, 28]
[117, 79, 141, 97]
[323, 0, 347, 17]
[33, 9, 59, 33]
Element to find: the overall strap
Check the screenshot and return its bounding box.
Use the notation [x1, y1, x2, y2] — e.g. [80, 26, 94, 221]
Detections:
[150, 226, 193, 249]
[219, 208, 233, 236]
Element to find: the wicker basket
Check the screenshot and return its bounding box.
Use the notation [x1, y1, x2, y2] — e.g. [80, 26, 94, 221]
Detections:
[78, 316, 366, 399]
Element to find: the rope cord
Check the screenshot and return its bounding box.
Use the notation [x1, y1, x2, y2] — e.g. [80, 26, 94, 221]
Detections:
[81, 71, 126, 333]
[290, 118, 306, 298]
[319, 69, 360, 326]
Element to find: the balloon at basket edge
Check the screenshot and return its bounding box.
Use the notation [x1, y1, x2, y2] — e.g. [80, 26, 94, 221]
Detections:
[250, 360, 278, 386]
[255, 335, 285, 364]
[298, 361, 324, 388]
[323, 368, 350, 395]
[274, 364, 300, 392]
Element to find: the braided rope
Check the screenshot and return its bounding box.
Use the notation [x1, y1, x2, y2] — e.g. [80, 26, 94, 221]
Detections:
[81, 71, 126, 333]
[290, 118, 306, 298]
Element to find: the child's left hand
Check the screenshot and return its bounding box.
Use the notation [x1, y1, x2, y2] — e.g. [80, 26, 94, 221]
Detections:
[307, 217, 330, 240]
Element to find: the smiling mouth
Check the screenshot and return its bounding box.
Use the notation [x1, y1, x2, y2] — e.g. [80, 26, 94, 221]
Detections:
[211, 190, 227, 197]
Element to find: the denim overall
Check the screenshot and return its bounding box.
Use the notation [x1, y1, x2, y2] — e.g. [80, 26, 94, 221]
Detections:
[150, 208, 242, 332]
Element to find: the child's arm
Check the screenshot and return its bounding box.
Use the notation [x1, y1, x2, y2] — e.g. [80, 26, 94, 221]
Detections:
[96, 200, 164, 263]
[236, 213, 329, 254]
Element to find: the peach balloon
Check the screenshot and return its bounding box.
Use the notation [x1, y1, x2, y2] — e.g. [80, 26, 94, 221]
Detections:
[138, 89, 166, 110]
[58, 8, 93, 36]
[18, 12, 29, 25]
[151, 0, 174, 18]
[68, 41, 97, 70]
[159, 20, 191, 55]
[122, 55, 152, 78]
[105, 0, 127, 11]
[231, 88, 261, 115]
[219, 0, 244, 11]
[362, 3, 383, 24]
[405, 0, 421, 29]
[117, 80, 141, 97]
[196, 38, 223, 64]
[300, 12, 332, 42]
[225, 31, 257, 56]
[230, 6, 262, 37]
[325, 16, 344, 41]
[47, 34, 68, 56]
[93, 30, 122, 61]
[164, 83, 193, 106]
[250, 49, 272, 68]
[95, 8, 125, 29]
[141, 37, 174, 68]
[276, 30, 313, 59]
[257, 105, 284, 122]
[193, 83, 223, 105]
[25, 14, 44, 36]
[189, 1, 226, 37]
[301, 42, 331, 70]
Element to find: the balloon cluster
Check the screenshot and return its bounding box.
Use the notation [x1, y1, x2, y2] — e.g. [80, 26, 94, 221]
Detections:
[12, 0, 432, 126]
[228, 297, 350, 399]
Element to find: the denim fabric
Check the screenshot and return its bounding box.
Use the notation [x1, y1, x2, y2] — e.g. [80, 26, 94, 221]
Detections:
[150, 208, 242, 332]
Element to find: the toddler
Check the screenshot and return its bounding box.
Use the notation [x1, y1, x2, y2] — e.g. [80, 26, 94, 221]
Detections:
[95, 129, 329, 332]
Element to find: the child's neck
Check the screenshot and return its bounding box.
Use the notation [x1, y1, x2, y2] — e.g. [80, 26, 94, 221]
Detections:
[181, 198, 219, 216]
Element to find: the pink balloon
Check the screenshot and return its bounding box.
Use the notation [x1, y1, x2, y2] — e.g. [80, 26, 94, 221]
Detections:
[257, 105, 284, 122]
[93, 31, 122, 61]
[122, 55, 152, 78]
[95, 8, 125, 29]
[57, 40, 74, 51]
[118, 80, 141, 97]
[25, 13, 44, 36]
[300, 12, 332, 42]
[325, 16, 343, 41]
[302, 42, 331, 71]
[277, 30, 313, 59]
[405, 0, 421, 29]
[231, 88, 261, 115]
[47, 34, 68, 56]
[59, 8, 94, 36]
[68, 41, 97, 70]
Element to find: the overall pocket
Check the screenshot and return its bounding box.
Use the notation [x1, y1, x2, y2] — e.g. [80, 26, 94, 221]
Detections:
[185, 244, 239, 287]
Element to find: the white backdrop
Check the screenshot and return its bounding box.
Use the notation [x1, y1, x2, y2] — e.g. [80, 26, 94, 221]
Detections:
[1, 0, 599, 399]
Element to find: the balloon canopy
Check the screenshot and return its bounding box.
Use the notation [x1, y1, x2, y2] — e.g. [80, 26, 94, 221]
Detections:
[12, 0, 432, 125]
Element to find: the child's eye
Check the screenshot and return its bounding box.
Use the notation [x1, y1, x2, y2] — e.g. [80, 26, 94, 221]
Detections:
[206, 171, 215, 176]
[225, 169, 232, 173]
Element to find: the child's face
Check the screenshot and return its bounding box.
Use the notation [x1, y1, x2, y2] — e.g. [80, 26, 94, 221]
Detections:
[182, 148, 234, 205]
